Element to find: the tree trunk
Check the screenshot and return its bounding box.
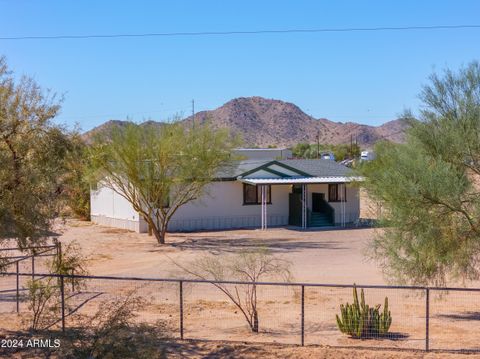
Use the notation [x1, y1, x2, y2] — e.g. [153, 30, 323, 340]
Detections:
[158, 226, 167, 245]
[252, 309, 259, 333]
[142, 213, 168, 245]
[144, 217, 164, 244]
[150, 225, 165, 245]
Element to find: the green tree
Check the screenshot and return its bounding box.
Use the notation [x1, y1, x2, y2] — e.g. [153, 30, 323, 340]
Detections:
[359, 61, 480, 286]
[292, 142, 360, 161]
[62, 130, 91, 220]
[292, 143, 311, 158]
[0, 56, 69, 248]
[89, 122, 238, 244]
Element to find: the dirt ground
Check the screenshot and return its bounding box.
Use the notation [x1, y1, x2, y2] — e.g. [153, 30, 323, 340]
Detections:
[56, 219, 385, 284]
[157, 340, 480, 359]
[2, 220, 480, 357]
[2, 338, 479, 358]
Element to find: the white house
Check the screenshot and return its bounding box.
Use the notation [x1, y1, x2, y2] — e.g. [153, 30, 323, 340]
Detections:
[90, 153, 361, 233]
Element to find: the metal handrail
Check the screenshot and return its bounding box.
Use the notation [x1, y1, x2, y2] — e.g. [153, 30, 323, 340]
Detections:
[0, 247, 57, 266]
[0, 245, 57, 251]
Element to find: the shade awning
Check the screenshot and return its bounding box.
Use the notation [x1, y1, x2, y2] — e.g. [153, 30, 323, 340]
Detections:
[238, 176, 363, 185]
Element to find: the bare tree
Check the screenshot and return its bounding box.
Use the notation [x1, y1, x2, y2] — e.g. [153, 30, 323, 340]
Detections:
[178, 248, 292, 333]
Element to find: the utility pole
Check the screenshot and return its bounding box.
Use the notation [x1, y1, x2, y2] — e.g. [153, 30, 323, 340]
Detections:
[191, 99, 195, 129]
[350, 134, 353, 158]
[316, 130, 320, 159]
[355, 134, 358, 157]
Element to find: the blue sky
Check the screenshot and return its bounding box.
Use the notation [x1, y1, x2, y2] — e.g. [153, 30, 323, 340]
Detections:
[1, 0, 479, 131]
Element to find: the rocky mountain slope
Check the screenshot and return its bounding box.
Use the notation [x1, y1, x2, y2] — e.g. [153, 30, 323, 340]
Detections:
[84, 96, 408, 147]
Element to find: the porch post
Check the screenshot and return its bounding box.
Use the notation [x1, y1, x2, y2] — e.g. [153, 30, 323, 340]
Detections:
[260, 185, 264, 230]
[264, 185, 268, 230]
[301, 184, 307, 229]
[260, 185, 267, 230]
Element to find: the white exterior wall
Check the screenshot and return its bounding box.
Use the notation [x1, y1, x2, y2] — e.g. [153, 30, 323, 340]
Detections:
[89, 180, 360, 233]
[90, 184, 148, 232]
[306, 184, 360, 224]
[168, 181, 290, 231]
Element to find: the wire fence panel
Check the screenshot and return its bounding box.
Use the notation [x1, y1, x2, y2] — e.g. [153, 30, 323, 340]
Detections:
[0, 272, 23, 330]
[304, 286, 426, 350]
[0, 244, 57, 327]
[183, 282, 248, 342]
[183, 282, 300, 344]
[429, 289, 480, 352]
[62, 278, 180, 336]
[0, 269, 480, 353]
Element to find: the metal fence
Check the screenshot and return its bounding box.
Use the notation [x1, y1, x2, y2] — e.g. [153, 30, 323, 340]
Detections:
[0, 243, 59, 314]
[1, 251, 480, 353]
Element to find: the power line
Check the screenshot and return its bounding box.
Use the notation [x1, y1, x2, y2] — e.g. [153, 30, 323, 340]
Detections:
[1, 24, 480, 41]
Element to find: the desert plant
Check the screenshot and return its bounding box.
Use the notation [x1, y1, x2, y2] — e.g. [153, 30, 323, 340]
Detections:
[176, 247, 292, 333]
[60, 292, 168, 359]
[88, 121, 240, 244]
[25, 277, 60, 331]
[0, 56, 72, 248]
[358, 62, 480, 286]
[335, 285, 392, 338]
[49, 241, 89, 291]
[24, 241, 89, 331]
[62, 130, 91, 220]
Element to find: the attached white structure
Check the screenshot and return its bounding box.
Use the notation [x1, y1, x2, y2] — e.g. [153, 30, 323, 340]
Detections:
[233, 147, 293, 160]
[91, 155, 362, 233]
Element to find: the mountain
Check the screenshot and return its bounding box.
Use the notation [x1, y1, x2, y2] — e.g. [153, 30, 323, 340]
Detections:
[83, 97, 408, 148]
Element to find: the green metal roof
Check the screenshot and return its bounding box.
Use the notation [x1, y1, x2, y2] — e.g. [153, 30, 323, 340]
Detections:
[277, 159, 352, 177]
[215, 159, 352, 180]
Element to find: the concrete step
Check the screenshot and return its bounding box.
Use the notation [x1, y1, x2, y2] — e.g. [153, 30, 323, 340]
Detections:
[310, 212, 333, 227]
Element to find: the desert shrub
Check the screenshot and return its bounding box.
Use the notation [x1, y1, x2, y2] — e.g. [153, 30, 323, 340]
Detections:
[25, 277, 60, 331]
[62, 131, 91, 220]
[336, 285, 392, 338]
[50, 241, 89, 291]
[24, 241, 89, 331]
[179, 247, 292, 333]
[60, 292, 168, 359]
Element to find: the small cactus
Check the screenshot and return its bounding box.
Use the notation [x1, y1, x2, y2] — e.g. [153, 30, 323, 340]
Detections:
[335, 285, 392, 338]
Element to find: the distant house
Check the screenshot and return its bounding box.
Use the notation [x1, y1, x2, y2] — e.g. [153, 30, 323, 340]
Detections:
[234, 147, 293, 160]
[90, 149, 361, 233]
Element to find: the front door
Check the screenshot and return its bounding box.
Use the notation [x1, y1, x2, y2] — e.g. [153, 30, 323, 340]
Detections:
[312, 192, 325, 212]
[288, 193, 302, 226]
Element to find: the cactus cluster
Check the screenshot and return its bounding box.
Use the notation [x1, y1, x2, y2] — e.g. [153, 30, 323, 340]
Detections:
[335, 285, 392, 338]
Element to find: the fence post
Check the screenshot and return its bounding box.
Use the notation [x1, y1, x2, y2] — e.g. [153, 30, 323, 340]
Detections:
[57, 241, 62, 265]
[71, 269, 75, 292]
[31, 255, 35, 281]
[60, 274, 65, 332]
[179, 281, 184, 340]
[301, 285, 305, 346]
[16, 261, 19, 313]
[425, 288, 430, 352]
